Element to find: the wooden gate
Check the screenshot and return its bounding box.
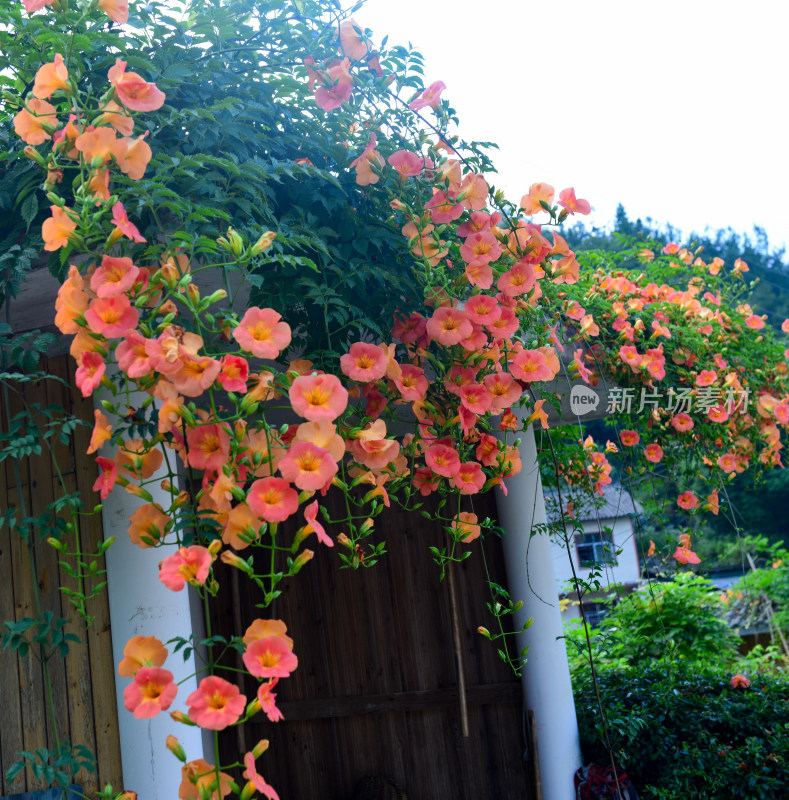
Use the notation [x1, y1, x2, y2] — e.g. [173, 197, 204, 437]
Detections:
[212, 491, 533, 800]
[0, 355, 122, 795]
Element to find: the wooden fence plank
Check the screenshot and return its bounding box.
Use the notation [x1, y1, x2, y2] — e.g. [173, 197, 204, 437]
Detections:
[47, 356, 100, 793]
[0, 411, 27, 795]
[69, 357, 124, 793]
[3, 373, 49, 792]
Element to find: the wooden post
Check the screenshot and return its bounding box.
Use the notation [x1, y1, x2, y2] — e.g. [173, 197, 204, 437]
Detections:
[445, 552, 470, 737]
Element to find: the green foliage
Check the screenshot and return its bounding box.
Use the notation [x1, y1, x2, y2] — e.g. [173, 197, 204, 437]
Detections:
[2, 610, 81, 660]
[575, 665, 789, 800]
[5, 743, 96, 790]
[731, 537, 789, 634]
[0, 0, 502, 361]
[566, 574, 740, 670]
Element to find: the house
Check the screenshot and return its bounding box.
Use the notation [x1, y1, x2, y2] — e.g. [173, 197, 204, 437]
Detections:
[544, 484, 644, 625]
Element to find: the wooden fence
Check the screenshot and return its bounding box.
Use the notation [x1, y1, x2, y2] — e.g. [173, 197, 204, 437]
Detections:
[211, 490, 535, 800]
[1, 355, 122, 796]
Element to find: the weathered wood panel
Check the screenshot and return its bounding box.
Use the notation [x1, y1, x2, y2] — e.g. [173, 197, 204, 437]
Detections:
[0, 355, 123, 795]
[211, 490, 532, 800]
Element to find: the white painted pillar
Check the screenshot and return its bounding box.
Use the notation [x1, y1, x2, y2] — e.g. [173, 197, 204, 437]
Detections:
[95, 389, 207, 799]
[495, 424, 581, 800]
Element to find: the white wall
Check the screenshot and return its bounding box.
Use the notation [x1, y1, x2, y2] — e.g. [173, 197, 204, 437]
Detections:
[551, 517, 640, 594]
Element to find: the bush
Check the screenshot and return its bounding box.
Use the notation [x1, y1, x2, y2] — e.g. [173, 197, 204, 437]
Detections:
[566, 574, 741, 672]
[574, 666, 789, 800]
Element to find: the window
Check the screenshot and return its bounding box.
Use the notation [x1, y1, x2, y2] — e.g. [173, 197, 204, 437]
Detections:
[580, 601, 608, 627]
[575, 531, 617, 567]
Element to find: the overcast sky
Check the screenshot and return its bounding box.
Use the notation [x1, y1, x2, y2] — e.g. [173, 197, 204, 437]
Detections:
[358, 0, 788, 252]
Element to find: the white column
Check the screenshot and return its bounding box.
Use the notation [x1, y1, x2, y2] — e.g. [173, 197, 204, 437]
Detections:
[495, 424, 581, 800]
[96, 390, 207, 799]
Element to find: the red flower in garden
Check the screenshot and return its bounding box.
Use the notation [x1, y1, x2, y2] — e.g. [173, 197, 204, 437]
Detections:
[118, 635, 168, 678]
[92, 456, 117, 500]
[289, 373, 348, 421]
[42, 206, 78, 251]
[159, 546, 213, 591]
[425, 442, 460, 478]
[730, 674, 751, 689]
[408, 80, 445, 111]
[278, 441, 337, 490]
[186, 675, 246, 731]
[671, 413, 694, 433]
[186, 423, 231, 472]
[257, 679, 284, 723]
[108, 58, 166, 111]
[451, 462, 486, 495]
[110, 201, 146, 242]
[557, 187, 591, 215]
[673, 546, 701, 565]
[233, 307, 292, 359]
[340, 342, 388, 382]
[247, 477, 299, 523]
[74, 351, 106, 398]
[123, 667, 177, 718]
[677, 491, 699, 511]
[243, 636, 299, 679]
[243, 751, 280, 800]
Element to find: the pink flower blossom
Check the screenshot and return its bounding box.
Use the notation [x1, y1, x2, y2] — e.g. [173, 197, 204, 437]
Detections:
[243, 751, 280, 800]
[409, 80, 446, 111]
[451, 462, 485, 494]
[425, 443, 460, 478]
[75, 351, 106, 397]
[557, 187, 591, 215]
[278, 441, 337, 490]
[111, 201, 146, 242]
[243, 636, 298, 679]
[340, 342, 388, 382]
[233, 307, 292, 359]
[673, 546, 701, 565]
[123, 667, 177, 718]
[677, 491, 699, 511]
[289, 373, 348, 421]
[303, 499, 333, 547]
[186, 676, 246, 731]
[247, 477, 299, 523]
[159, 546, 212, 592]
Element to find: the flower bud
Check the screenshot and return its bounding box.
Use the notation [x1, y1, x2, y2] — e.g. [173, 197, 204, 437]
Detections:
[251, 739, 270, 759]
[166, 735, 186, 762]
[291, 549, 314, 574]
[207, 539, 223, 557]
[220, 550, 251, 574]
[47, 537, 66, 552]
[245, 697, 262, 717]
[23, 145, 47, 166]
[170, 710, 195, 725]
[250, 231, 276, 256]
[173, 490, 191, 509]
[124, 483, 153, 502]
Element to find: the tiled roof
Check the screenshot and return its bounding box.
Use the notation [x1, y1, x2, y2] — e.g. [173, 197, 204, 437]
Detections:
[544, 483, 644, 524]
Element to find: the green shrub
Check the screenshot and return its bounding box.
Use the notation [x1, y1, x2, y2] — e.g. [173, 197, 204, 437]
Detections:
[566, 574, 741, 672]
[574, 666, 789, 800]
